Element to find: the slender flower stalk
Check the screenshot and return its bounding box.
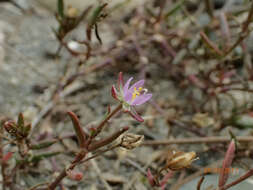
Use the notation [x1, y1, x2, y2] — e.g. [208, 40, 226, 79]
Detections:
[111, 72, 152, 122]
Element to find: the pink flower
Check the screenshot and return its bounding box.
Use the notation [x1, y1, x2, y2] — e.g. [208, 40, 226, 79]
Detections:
[112, 72, 152, 122]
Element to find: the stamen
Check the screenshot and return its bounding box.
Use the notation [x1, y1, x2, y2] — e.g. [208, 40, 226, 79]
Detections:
[132, 86, 143, 100]
[132, 93, 136, 100]
[142, 88, 148, 94]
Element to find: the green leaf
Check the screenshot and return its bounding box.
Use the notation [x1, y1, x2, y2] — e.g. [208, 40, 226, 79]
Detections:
[30, 152, 61, 163]
[87, 3, 107, 41]
[57, 0, 65, 19]
[165, 0, 186, 19]
[30, 140, 57, 150]
[17, 113, 24, 130]
[89, 3, 107, 26]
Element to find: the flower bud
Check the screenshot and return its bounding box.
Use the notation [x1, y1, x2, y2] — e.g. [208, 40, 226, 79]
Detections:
[4, 121, 18, 136]
[111, 85, 118, 100]
[165, 150, 197, 171]
[120, 133, 144, 150]
[66, 170, 83, 181]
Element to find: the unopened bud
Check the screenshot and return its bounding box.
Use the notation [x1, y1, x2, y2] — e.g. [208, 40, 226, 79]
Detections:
[4, 121, 18, 136]
[166, 150, 197, 171]
[111, 85, 118, 100]
[66, 170, 83, 181]
[120, 133, 144, 150]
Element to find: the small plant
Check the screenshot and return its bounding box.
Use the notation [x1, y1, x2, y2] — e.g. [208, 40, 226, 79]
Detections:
[0, 72, 151, 190]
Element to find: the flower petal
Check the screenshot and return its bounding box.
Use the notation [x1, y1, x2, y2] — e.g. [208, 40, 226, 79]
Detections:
[123, 77, 133, 94]
[129, 79, 145, 91]
[124, 90, 134, 103]
[131, 93, 152, 106]
[124, 79, 145, 103]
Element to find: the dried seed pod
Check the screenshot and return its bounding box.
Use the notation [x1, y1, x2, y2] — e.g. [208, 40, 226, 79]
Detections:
[165, 150, 197, 171]
[120, 133, 144, 150]
[3, 116, 31, 139]
[67, 5, 79, 18]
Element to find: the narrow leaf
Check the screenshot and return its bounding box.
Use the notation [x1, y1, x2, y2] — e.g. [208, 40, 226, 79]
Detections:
[165, 0, 186, 18]
[30, 140, 57, 150]
[30, 152, 61, 163]
[128, 108, 144, 122]
[218, 139, 236, 187]
[147, 169, 155, 186]
[17, 113, 24, 130]
[57, 0, 65, 19]
[160, 171, 173, 190]
[86, 3, 107, 41]
[68, 111, 87, 148]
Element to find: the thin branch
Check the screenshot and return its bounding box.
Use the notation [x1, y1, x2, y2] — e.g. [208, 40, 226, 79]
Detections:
[225, 1, 253, 56]
[88, 126, 128, 151]
[197, 176, 205, 190]
[46, 150, 88, 190]
[200, 31, 223, 56]
[86, 104, 122, 146]
[143, 136, 253, 145]
[221, 169, 253, 190]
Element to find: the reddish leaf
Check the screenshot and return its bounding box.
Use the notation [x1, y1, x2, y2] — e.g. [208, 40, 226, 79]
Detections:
[67, 111, 87, 148]
[160, 171, 173, 190]
[128, 108, 144, 122]
[117, 72, 124, 89]
[147, 169, 155, 186]
[219, 139, 236, 187]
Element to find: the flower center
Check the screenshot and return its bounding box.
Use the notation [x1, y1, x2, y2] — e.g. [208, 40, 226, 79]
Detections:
[132, 87, 143, 100]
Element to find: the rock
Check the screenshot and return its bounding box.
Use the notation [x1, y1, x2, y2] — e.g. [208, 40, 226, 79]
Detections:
[102, 172, 127, 184]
